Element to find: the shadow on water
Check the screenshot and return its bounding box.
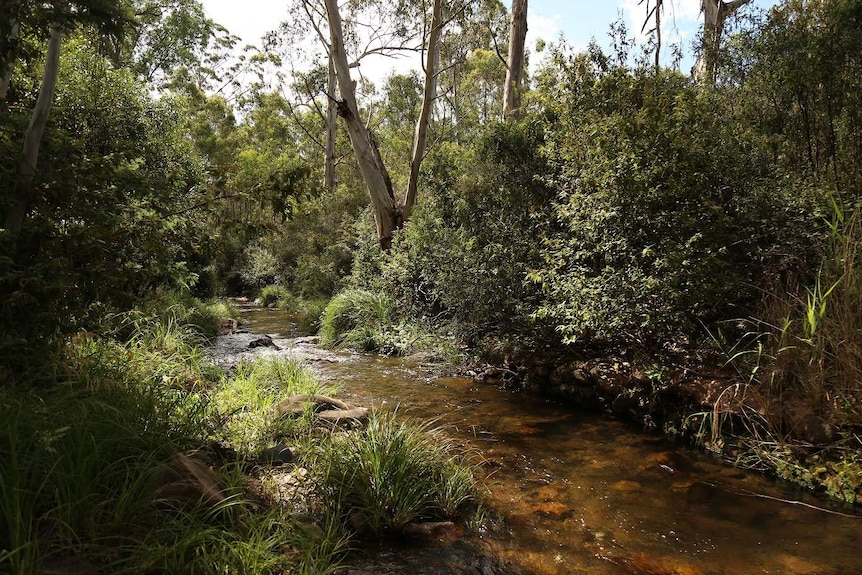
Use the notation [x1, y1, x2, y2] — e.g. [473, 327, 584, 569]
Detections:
[234, 306, 862, 575]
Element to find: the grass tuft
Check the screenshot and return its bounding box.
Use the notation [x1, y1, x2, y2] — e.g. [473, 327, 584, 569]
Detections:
[305, 410, 479, 537]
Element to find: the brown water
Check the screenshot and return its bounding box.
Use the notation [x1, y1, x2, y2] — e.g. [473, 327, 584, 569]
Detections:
[237, 307, 862, 575]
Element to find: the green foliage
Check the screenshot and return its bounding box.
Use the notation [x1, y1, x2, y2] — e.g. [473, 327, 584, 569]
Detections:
[532, 58, 821, 347]
[349, 121, 556, 351]
[259, 284, 294, 307]
[306, 410, 478, 536]
[0, 297, 353, 574]
[212, 358, 332, 454]
[729, 203, 862, 428]
[238, 243, 282, 290]
[1, 34, 217, 370]
[724, 0, 862, 194]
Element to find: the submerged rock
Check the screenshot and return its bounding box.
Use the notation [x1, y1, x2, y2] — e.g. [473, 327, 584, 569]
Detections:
[336, 539, 521, 575]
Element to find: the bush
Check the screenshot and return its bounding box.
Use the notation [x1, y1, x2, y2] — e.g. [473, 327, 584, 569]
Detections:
[348, 122, 557, 352]
[259, 284, 294, 308]
[532, 59, 822, 348]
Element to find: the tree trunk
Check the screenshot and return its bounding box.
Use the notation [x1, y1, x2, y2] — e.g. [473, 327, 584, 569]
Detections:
[0, 1, 22, 103]
[5, 22, 63, 235]
[502, 0, 528, 118]
[404, 0, 443, 221]
[323, 0, 400, 249]
[693, 0, 753, 84]
[324, 55, 337, 194]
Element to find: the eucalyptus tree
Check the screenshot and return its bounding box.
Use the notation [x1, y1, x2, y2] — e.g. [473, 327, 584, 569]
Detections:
[296, 0, 462, 249]
[693, 0, 754, 83]
[4, 0, 130, 237]
[435, 0, 507, 138]
[502, 0, 526, 117]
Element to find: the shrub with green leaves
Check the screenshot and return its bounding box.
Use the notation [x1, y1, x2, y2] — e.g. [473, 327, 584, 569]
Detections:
[348, 122, 556, 352]
[259, 284, 295, 308]
[531, 58, 821, 348]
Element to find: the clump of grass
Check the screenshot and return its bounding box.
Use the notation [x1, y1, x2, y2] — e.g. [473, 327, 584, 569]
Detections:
[305, 410, 479, 537]
[211, 357, 334, 454]
[319, 289, 394, 350]
[294, 298, 328, 334]
[134, 290, 237, 340]
[259, 285, 295, 309]
[319, 289, 460, 362]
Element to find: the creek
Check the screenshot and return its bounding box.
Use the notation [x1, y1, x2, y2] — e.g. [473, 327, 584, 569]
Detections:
[219, 306, 862, 575]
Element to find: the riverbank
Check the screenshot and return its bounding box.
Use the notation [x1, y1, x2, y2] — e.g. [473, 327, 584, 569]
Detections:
[0, 295, 499, 575]
[234, 303, 862, 575]
[461, 349, 862, 506]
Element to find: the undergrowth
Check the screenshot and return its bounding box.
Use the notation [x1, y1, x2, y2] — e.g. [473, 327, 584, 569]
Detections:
[0, 291, 479, 573]
[319, 288, 460, 363]
[688, 202, 862, 502]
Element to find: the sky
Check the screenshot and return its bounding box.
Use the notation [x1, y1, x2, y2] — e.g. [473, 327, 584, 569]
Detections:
[199, 0, 775, 83]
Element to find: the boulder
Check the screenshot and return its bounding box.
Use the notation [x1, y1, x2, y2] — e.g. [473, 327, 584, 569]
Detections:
[277, 394, 369, 424]
[259, 443, 295, 465]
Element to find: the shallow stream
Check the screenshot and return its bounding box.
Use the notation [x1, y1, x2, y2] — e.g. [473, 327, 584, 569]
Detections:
[228, 306, 862, 575]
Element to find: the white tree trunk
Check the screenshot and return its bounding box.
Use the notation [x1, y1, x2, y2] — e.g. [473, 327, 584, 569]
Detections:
[323, 0, 400, 249]
[693, 0, 753, 84]
[324, 55, 337, 194]
[503, 0, 528, 118]
[404, 0, 443, 221]
[5, 22, 63, 234]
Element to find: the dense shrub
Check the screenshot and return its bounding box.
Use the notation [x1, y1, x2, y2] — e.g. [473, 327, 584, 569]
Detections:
[531, 59, 822, 348]
[349, 122, 557, 351]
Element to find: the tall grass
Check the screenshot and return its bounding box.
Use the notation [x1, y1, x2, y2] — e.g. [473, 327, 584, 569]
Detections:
[305, 410, 479, 536]
[749, 202, 862, 428]
[1, 291, 479, 573]
[705, 202, 862, 498]
[318, 288, 461, 362]
[0, 296, 333, 574]
[211, 357, 334, 455]
[319, 289, 394, 350]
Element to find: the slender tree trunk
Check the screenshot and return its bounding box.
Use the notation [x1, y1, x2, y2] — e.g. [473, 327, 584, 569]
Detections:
[323, 0, 400, 249]
[5, 22, 63, 235]
[654, 2, 661, 72]
[693, 0, 753, 84]
[324, 55, 337, 194]
[0, 1, 22, 104]
[404, 0, 443, 221]
[502, 0, 527, 118]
